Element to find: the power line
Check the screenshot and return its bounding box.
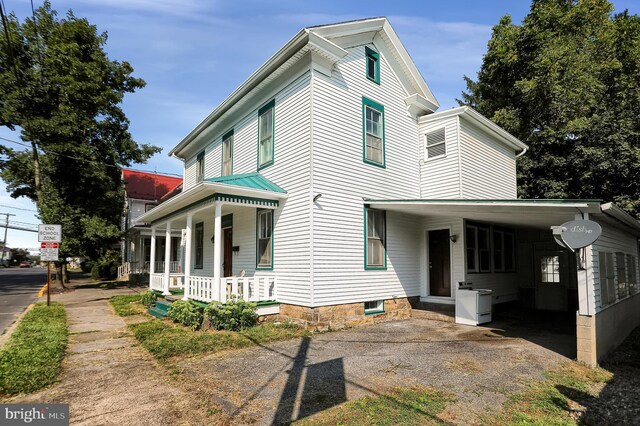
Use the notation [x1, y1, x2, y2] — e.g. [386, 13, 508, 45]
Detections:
[0, 134, 181, 177]
[0, 204, 37, 212]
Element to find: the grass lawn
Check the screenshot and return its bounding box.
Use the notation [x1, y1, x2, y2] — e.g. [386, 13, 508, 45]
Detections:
[0, 303, 68, 396]
[130, 319, 310, 360]
[110, 295, 310, 360]
[482, 362, 612, 426]
[296, 386, 456, 426]
[110, 294, 146, 316]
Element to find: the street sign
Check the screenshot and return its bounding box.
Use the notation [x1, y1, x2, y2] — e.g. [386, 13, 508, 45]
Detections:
[40, 242, 59, 261]
[38, 224, 62, 243]
[551, 219, 602, 251]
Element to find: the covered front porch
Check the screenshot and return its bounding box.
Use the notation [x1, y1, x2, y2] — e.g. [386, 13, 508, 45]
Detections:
[135, 173, 288, 306]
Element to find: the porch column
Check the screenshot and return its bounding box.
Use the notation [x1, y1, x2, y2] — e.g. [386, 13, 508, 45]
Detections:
[163, 221, 172, 296]
[182, 213, 193, 301]
[213, 202, 222, 293]
[149, 227, 156, 290]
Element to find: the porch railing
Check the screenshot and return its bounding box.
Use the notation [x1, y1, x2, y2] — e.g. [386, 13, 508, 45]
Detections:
[118, 261, 181, 279]
[150, 273, 164, 292]
[188, 276, 277, 303]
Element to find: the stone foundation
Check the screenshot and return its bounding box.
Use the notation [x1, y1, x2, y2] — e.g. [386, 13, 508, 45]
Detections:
[279, 297, 418, 331]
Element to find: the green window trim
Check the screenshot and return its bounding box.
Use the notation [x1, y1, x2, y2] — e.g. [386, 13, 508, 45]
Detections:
[221, 129, 234, 176]
[194, 222, 204, 269]
[365, 46, 380, 84]
[362, 97, 386, 168]
[256, 208, 274, 270]
[196, 151, 205, 182]
[257, 99, 275, 170]
[364, 207, 387, 270]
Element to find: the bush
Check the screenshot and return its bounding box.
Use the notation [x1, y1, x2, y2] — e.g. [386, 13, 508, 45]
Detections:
[140, 290, 157, 308]
[90, 260, 120, 280]
[205, 298, 258, 331]
[80, 260, 94, 273]
[167, 300, 203, 330]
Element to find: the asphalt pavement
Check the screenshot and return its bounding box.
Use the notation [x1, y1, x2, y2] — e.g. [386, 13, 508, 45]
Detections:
[0, 267, 46, 336]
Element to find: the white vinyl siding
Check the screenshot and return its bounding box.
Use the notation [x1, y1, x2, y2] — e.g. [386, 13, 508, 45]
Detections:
[311, 44, 421, 307]
[459, 120, 517, 199]
[419, 116, 461, 198]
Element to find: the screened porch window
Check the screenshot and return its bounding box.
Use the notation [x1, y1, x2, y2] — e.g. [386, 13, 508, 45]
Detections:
[222, 129, 233, 176]
[365, 208, 386, 269]
[363, 97, 385, 167]
[194, 222, 203, 269]
[466, 224, 490, 273]
[256, 209, 273, 269]
[258, 100, 275, 169]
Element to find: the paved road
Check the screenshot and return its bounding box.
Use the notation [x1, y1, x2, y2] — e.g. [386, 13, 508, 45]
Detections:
[0, 268, 46, 336]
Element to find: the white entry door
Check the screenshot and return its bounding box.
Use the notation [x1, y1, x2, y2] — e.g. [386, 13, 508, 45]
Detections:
[534, 251, 569, 311]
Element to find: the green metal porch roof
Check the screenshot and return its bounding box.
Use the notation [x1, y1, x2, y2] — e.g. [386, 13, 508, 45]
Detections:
[206, 172, 286, 194]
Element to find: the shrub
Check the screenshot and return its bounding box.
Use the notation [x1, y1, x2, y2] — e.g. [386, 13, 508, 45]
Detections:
[205, 298, 258, 331]
[90, 260, 120, 280]
[140, 290, 157, 308]
[167, 300, 203, 330]
[80, 260, 94, 273]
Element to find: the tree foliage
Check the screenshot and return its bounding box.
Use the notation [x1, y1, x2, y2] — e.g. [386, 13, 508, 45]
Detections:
[460, 0, 640, 217]
[0, 2, 160, 261]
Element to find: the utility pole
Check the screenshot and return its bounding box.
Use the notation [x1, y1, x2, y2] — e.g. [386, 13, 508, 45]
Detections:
[1, 213, 16, 265]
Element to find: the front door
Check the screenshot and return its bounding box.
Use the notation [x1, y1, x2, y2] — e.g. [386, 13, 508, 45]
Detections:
[223, 227, 233, 277]
[429, 229, 451, 297]
[535, 251, 568, 311]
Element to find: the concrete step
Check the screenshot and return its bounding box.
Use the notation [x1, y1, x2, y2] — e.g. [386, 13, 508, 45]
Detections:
[411, 308, 455, 323]
[148, 306, 168, 319]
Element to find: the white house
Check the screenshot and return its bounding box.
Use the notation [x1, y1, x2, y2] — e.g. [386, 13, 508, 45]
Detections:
[136, 17, 640, 365]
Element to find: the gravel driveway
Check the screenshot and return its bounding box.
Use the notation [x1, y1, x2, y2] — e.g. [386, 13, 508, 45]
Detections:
[178, 315, 575, 425]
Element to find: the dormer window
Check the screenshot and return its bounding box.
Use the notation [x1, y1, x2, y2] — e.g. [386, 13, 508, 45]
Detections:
[365, 47, 380, 84]
[196, 151, 205, 182]
[425, 128, 446, 159]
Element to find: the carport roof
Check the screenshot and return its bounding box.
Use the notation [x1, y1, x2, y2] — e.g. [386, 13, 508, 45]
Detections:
[364, 199, 609, 230]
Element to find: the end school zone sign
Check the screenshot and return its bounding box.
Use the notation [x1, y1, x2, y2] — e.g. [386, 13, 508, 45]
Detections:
[38, 224, 62, 243]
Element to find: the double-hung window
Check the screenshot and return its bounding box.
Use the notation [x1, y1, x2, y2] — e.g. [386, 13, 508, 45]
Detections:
[258, 100, 275, 169]
[425, 128, 446, 159]
[627, 254, 637, 295]
[365, 46, 380, 84]
[196, 152, 205, 182]
[256, 209, 273, 269]
[194, 222, 204, 269]
[599, 251, 616, 306]
[222, 129, 233, 176]
[365, 208, 386, 269]
[362, 97, 385, 167]
[466, 224, 491, 273]
[616, 252, 628, 299]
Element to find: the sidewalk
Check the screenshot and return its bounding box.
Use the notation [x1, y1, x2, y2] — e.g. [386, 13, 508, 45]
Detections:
[4, 286, 213, 425]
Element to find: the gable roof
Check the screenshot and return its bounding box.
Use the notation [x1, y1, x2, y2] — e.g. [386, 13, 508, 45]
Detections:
[122, 169, 182, 202]
[169, 17, 439, 159]
[206, 172, 286, 194]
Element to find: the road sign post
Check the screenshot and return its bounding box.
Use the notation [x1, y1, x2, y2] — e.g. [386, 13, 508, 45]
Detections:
[39, 225, 62, 306]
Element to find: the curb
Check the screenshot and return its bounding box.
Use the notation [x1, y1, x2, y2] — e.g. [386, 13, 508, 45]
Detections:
[0, 303, 36, 348]
[38, 283, 48, 298]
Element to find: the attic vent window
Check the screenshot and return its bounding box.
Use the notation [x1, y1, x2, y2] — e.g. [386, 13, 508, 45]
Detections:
[365, 47, 380, 84]
[425, 128, 446, 159]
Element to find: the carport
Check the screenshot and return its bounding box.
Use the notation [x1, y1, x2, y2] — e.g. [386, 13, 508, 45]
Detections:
[366, 198, 640, 364]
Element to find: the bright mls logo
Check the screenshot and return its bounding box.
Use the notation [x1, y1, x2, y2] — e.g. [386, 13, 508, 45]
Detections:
[1, 404, 69, 425]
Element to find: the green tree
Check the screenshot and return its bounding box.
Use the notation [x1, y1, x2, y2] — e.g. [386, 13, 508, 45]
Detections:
[0, 2, 160, 281]
[460, 0, 640, 217]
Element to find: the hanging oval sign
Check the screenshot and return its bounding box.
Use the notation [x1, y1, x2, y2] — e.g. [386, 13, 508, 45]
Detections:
[553, 219, 602, 250]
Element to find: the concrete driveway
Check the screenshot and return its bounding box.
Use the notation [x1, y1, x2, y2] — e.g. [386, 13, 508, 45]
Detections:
[178, 315, 574, 425]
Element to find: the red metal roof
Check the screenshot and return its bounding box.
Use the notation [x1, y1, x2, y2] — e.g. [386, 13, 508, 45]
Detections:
[122, 169, 182, 201]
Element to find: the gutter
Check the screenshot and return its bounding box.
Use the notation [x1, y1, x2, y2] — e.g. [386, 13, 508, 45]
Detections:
[600, 202, 640, 233]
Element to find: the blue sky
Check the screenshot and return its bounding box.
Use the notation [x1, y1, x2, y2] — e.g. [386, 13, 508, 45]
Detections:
[1, 0, 639, 250]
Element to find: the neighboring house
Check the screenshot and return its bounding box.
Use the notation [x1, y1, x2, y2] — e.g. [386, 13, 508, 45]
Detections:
[0, 246, 12, 266]
[136, 17, 640, 365]
[120, 169, 182, 278]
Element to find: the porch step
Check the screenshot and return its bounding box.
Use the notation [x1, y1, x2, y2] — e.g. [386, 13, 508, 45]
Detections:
[411, 302, 455, 323]
[148, 306, 168, 319]
[154, 300, 172, 314]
